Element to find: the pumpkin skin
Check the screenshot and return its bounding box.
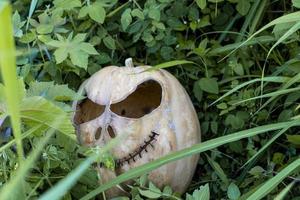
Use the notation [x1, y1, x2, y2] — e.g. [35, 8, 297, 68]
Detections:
[73, 61, 200, 197]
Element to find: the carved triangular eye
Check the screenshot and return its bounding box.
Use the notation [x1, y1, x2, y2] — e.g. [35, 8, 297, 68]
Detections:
[110, 80, 162, 118]
[74, 98, 105, 125]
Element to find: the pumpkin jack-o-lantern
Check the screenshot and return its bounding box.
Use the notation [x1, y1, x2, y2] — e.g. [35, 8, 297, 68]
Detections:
[73, 58, 200, 197]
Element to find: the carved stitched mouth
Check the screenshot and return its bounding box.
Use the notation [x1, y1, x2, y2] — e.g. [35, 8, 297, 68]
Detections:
[115, 131, 159, 168]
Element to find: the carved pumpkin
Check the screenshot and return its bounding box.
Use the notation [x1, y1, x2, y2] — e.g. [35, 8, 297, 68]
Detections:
[73, 59, 200, 197]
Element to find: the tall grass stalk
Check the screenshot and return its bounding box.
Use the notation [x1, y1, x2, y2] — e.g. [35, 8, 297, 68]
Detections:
[0, 1, 23, 164]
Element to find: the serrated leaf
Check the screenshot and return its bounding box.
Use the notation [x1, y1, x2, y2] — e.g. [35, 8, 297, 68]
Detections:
[47, 34, 98, 68]
[121, 8, 132, 30]
[54, 47, 68, 64]
[79, 43, 98, 55]
[88, 3, 106, 23]
[192, 184, 210, 200]
[36, 24, 54, 34]
[70, 50, 89, 69]
[198, 78, 219, 94]
[103, 35, 116, 50]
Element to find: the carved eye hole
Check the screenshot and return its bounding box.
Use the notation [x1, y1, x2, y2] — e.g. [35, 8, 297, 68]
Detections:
[74, 98, 105, 125]
[110, 80, 162, 118]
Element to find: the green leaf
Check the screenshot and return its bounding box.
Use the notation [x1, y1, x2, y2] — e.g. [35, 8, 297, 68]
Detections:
[274, 182, 295, 200]
[206, 155, 229, 185]
[138, 188, 161, 199]
[54, 47, 68, 64]
[47, 33, 98, 69]
[20, 96, 75, 137]
[236, 0, 250, 16]
[292, 0, 300, 8]
[131, 9, 144, 20]
[198, 78, 219, 94]
[27, 81, 83, 102]
[53, 0, 81, 10]
[227, 183, 241, 200]
[286, 134, 300, 145]
[121, 8, 132, 30]
[103, 35, 116, 50]
[148, 8, 160, 21]
[196, 0, 207, 9]
[190, 184, 210, 200]
[88, 2, 106, 23]
[36, 24, 54, 34]
[69, 50, 89, 69]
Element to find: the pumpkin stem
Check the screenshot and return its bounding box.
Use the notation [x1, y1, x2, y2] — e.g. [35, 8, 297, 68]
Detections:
[125, 58, 134, 68]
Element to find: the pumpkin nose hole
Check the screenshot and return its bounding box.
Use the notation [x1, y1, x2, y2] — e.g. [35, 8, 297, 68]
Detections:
[95, 127, 101, 140]
[107, 126, 116, 138]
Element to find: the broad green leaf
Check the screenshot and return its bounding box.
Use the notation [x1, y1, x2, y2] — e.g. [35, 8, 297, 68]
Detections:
[138, 188, 161, 199]
[36, 24, 54, 34]
[79, 43, 99, 55]
[121, 8, 132, 30]
[80, 120, 300, 200]
[103, 35, 116, 50]
[70, 50, 89, 69]
[236, 0, 250, 16]
[286, 134, 300, 145]
[246, 158, 300, 200]
[88, 2, 106, 23]
[148, 8, 160, 21]
[227, 183, 241, 200]
[20, 96, 75, 138]
[188, 184, 210, 200]
[53, 0, 81, 10]
[27, 81, 83, 101]
[198, 78, 219, 94]
[196, 0, 207, 9]
[131, 9, 144, 20]
[54, 47, 68, 63]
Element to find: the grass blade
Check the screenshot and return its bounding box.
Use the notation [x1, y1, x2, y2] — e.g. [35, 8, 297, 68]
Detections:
[246, 158, 300, 200]
[274, 182, 295, 200]
[234, 86, 300, 105]
[0, 1, 23, 164]
[209, 76, 292, 107]
[150, 60, 195, 71]
[80, 120, 299, 200]
[220, 11, 300, 61]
